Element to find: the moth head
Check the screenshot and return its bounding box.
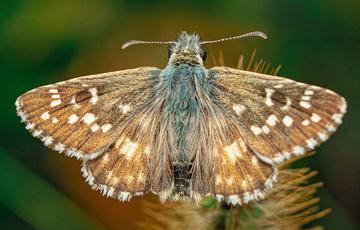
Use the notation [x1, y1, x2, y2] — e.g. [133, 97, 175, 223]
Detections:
[168, 31, 207, 66]
[121, 31, 267, 66]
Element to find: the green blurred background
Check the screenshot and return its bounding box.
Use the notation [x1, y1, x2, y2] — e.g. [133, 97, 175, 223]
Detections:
[1, 0, 359, 229]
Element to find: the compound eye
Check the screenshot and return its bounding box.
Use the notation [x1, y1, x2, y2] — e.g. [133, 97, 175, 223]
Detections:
[201, 50, 207, 62]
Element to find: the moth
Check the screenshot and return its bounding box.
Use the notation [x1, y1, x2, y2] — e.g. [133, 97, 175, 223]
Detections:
[16, 31, 347, 205]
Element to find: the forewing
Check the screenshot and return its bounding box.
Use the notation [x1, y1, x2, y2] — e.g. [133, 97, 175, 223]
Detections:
[16, 67, 161, 159]
[210, 67, 347, 164]
[81, 89, 171, 201]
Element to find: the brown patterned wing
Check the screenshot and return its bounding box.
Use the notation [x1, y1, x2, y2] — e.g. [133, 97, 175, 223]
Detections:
[81, 138, 150, 200]
[214, 137, 277, 205]
[16, 67, 161, 160]
[210, 67, 347, 164]
[81, 90, 172, 200]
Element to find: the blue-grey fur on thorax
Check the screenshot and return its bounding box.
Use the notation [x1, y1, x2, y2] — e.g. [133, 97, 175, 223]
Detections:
[157, 32, 211, 197]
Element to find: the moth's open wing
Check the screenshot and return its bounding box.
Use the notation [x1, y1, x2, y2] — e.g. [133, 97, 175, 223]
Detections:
[185, 97, 277, 205]
[16, 67, 161, 160]
[209, 67, 347, 164]
[81, 82, 173, 201]
[81, 139, 150, 200]
[214, 137, 277, 205]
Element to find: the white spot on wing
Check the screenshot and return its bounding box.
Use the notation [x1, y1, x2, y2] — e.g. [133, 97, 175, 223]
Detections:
[241, 180, 248, 189]
[302, 119, 310, 126]
[306, 138, 318, 149]
[90, 124, 99, 132]
[232, 104, 246, 115]
[301, 95, 311, 101]
[304, 90, 314, 95]
[283, 152, 291, 159]
[265, 88, 275, 107]
[300, 101, 311, 109]
[70, 96, 80, 109]
[224, 142, 243, 162]
[70, 97, 76, 104]
[250, 125, 262, 135]
[52, 117, 59, 123]
[118, 104, 131, 114]
[251, 156, 258, 165]
[120, 139, 138, 160]
[88, 88, 98, 105]
[226, 177, 234, 185]
[68, 114, 79, 124]
[51, 94, 60, 99]
[282, 115, 293, 127]
[262, 125, 270, 134]
[101, 124, 112, 133]
[50, 99, 62, 107]
[41, 111, 50, 120]
[274, 84, 283, 89]
[81, 113, 96, 124]
[293, 146, 305, 156]
[281, 97, 292, 110]
[49, 89, 58, 94]
[311, 113, 321, 123]
[318, 132, 329, 141]
[266, 114, 278, 126]
[273, 154, 285, 164]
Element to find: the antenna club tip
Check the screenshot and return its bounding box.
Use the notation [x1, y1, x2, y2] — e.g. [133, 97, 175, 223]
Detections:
[121, 40, 134, 49]
[254, 31, 268, 39]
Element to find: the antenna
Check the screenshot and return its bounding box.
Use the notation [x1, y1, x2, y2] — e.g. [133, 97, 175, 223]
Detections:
[200, 31, 267, 45]
[121, 40, 176, 49]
